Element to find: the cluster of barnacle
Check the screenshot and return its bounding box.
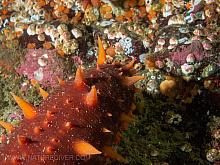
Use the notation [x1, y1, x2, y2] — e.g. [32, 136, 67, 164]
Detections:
[92, 22, 151, 63]
[135, 68, 164, 95]
[153, 33, 218, 82]
[25, 22, 81, 55]
[0, 0, 148, 59]
[146, 1, 219, 72]
[47, 24, 79, 54]
[102, 0, 217, 62]
[77, 1, 218, 100]
[129, 0, 219, 104]
[10, 0, 47, 23]
[0, 1, 79, 55]
[2, 0, 211, 61]
[93, 0, 220, 99]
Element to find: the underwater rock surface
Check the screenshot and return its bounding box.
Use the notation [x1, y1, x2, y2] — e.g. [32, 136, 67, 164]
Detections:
[0, 0, 219, 164]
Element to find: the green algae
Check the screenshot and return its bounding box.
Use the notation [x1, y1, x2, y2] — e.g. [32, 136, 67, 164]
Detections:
[115, 92, 212, 165]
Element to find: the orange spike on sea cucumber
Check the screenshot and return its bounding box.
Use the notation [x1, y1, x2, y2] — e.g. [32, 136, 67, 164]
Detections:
[130, 102, 136, 112]
[51, 138, 60, 144]
[30, 79, 49, 99]
[0, 120, 14, 133]
[30, 79, 38, 86]
[122, 76, 145, 86]
[120, 113, 134, 123]
[122, 59, 136, 70]
[103, 128, 111, 133]
[73, 140, 102, 155]
[97, 36, 106, 66]
[107, 112, 112, 117]
[57, 76, 65, 85]
[39, 87, 49, 99]
[10, 92, 37, 120]
[65, 121, 73, 129]
[17, 135, 31, 145]
[103, 146, 128, 163]
[85, 86, 98, 107]
[74, 67, 86, 88]
[45, 146, 55, 154]
[33, 126, 43, 134]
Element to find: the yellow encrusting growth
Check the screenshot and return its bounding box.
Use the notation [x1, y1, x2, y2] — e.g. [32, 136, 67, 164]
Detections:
[10, 92, 37, 119]
[97, 36, 106, 65]
[73, 140, 102, 155]
[0, 120, 14, 133]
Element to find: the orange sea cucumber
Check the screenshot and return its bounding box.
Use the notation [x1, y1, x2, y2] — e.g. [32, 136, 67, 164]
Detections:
[0, 38, 144, 164]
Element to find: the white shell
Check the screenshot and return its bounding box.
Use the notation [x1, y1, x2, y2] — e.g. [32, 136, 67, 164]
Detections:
[71, 28, 82, 38]
[10, 13, 19, 22]
[139, 54, 147, 63]
[57, 24, 68, 34]
[35, 25, 43, 34]
[202, 42, 212, 50]
[38, 33, 46, 41]
[27, 24, 36, 35]
[168, 44, 175, 50]
[168, 15, 186, 25]
[193, 29, 203, 36]
[143, 38, 151, 48]
[178, 37, 189, 44]
[66, 2, 74, 9]
[42, 53, 48, 58]
[38, 58, 47, 67]
[45, 25, 55, 36]
[162, 3, 172, 17]
[154, 45, 163, 52]
[50, 29, 59, 40]
[158, 38, 166, 46]
[60, 32, 71, 41]
[186, 54, 195, 63]
[181, 63, 194, 75]
[34, 68, 44, 81]
[169, 37, 178, 45]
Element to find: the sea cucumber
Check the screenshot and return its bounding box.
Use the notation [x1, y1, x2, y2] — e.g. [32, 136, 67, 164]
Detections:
[0, 38, 144, 165]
